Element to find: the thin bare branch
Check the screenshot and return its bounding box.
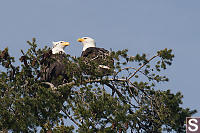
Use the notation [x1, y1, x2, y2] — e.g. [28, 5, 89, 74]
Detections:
[58, 78, 127, 88]
[42, 82, 56, 89]
[104, 82, 123, 98]
[128, 54, 159, 80]
[42, 82, 61, 93]
[61, 108, 81, 127]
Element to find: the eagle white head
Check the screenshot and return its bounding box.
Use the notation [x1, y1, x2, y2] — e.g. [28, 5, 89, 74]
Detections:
[77, 37, 96, 51]
[52, 41, 70, 54]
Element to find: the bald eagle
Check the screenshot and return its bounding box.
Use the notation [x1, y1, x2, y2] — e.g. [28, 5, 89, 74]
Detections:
[40, 41, 70, 86]
[77, 37, 114, 76]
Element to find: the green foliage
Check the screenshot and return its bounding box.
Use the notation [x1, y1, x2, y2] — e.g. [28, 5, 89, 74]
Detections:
[0, 39, 196, 132]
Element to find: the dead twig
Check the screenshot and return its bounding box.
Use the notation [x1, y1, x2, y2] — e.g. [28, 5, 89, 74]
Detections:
[128, 54, 159, 80]
[61, 108, 81, 127]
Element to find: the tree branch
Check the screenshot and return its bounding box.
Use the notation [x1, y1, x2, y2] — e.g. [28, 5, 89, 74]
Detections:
[58, 78, 127, 88]
[42, 82, 56, 89]
[128, 54, 159, 80]
[104, 82, 123, 97]
[61, 108, 81, 127]
[41, 82, 62, 95]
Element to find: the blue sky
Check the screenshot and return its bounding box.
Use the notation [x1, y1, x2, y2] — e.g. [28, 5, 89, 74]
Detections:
[0, 0, 199, 119]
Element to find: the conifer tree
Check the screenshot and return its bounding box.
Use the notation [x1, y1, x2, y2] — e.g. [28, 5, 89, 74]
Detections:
[0, 38, 196, 132]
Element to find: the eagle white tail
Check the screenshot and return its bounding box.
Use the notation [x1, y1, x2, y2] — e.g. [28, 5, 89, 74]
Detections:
[99, 65, 110, 69]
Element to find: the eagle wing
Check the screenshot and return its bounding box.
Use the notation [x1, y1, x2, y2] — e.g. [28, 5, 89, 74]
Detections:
[40, 51, 68, 83]
[81, 47, 114, 76]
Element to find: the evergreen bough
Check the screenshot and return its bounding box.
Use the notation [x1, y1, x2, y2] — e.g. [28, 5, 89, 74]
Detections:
[0, 38, 196, 132]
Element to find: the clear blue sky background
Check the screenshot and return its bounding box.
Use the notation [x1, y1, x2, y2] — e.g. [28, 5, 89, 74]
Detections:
[0, 0, 199, 119]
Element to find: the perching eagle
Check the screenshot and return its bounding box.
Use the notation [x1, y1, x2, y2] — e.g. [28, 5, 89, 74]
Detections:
[77, 37, 114, 76]
[40, 41, 70, 86]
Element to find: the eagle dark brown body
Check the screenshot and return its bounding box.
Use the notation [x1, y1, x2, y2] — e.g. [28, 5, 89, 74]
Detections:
[81, 47, 114, 76]
[40, 50, 69, 86]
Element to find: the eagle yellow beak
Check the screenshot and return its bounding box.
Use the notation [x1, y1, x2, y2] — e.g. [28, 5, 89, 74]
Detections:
[77, 38, 84, 42]
[61, 42, 70, 46]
